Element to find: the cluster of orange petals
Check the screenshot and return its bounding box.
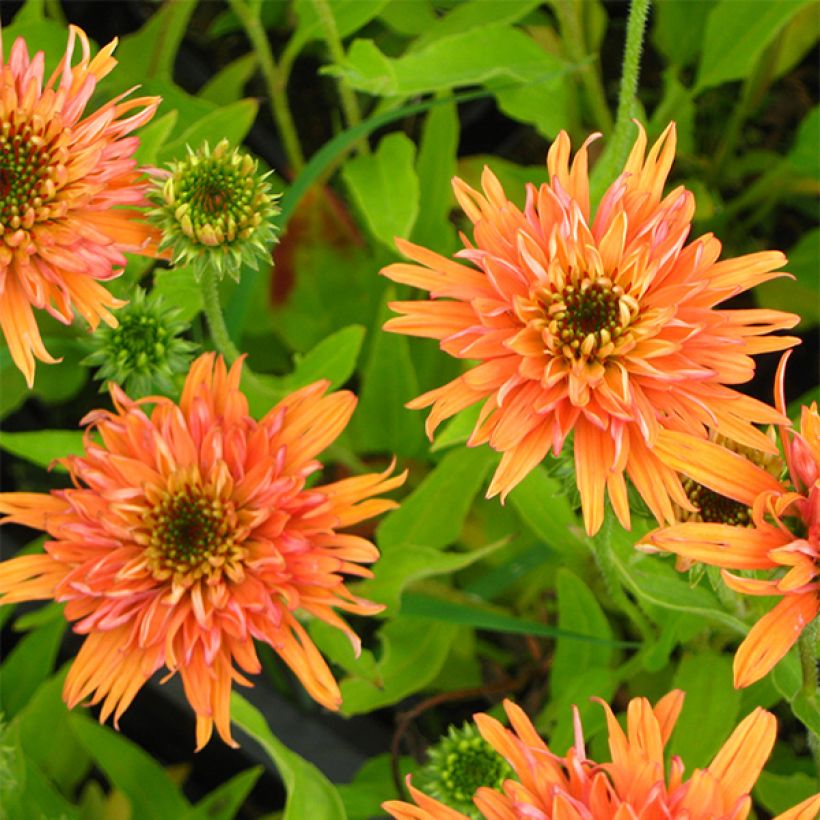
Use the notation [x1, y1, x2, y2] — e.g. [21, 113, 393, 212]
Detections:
[382, 123, 798, 535]
[643, 353, 819, 687]
[0, 25, 160, 386]
[0, 354, 405, 748]
[384, 692, 819, 820]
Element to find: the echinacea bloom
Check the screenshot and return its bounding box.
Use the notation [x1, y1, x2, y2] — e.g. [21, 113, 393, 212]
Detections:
[382, 123, 798, 535]
[0, 25, 160, 386]
[641, 353, 819, 687]
[384, 691, 820, 819]
[0, 354, 405, 749]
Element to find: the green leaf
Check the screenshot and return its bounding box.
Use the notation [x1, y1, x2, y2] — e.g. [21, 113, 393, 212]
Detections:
[339, 616, 459, 714]
[359, 540, 504, 613]
[230, 693, 347, 820]
[1, 727, 80, 820]
[337, 753, 414, 820]
[71, 714, 191, 819]
[342, 133, 419, 249]
[755, 770, 818, 816]
[282, 325, 367, 391]
[379, 0, 437, 36]
[198, 53, 258, 105]
[16, 670, 92, 796]
[508, 465, 587, 554]
[786, 105, 820, 180]
[791, 691, 820, 737]
[772, 647, 801, 701]
[669, 651, 742, 769]
[352, 292, 425, 457]
[159, 100, 260, 163]
[431, 404, 482, 452]
[377, 447, 496, 549]
[609, 536, 748, 634]
[494, 80, 570, 140]
[756, 227, 820, 327]
[652, 0, 716, 67]
[293, 0, 390, 43]
[153, 264, 205, 323]
[413, 0, 543, 50]
[402, 590, 635, 647]
[0, 618, 66, 718]
[551, 570, 614, 692]
[543, 570, 618, 751]
[115, 0, 196, 79]
[186, 767, 263, 820]
[0, 429, 85, 473]
[696, 0, 814, 91]
[332, 26, 571, 97]
[412, 101, 459, 252]
[135, 110, 179, 166]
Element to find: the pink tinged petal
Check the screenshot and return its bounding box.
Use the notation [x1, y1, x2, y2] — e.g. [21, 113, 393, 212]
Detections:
[733, 593, 820, 687]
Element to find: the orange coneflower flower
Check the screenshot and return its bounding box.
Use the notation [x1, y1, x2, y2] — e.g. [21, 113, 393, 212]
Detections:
[382, 123, 799, 535]
[0, 354, 405, 749]
[384, 692, 820, 819]
[641, 352, 819, 687]
[0, 25, 160, 386]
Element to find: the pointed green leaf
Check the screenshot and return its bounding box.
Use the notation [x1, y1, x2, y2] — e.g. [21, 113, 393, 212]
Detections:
[0, 429, 85, 473]
[230, 694, 347, 820]
[342, 133, 419, 249]
[71, 714, 191, 819]
[696, 0, 814, 91]
[377, 446, 496, 549]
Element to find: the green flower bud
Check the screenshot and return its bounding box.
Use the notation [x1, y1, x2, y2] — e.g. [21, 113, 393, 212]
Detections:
[417, 722, 511, 818]
[149, 139, 281, 282]
[83, 288, 196, 396]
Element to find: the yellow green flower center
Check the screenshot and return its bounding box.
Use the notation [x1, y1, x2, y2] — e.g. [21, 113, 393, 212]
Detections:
[144, 486, 243, 583]
[167, 148, 265, 248]
[542, 278, 637, 362]
[109, 312, 169, 370]
[0, 121, 66, 230]
[684, 479, 751, 526]
[438, 736, 507, 802]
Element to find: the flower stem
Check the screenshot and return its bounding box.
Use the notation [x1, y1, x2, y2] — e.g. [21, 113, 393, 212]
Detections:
[311, 0, 369, 153]
[798, 623, 820, 781]
[592, 514, 654, 643]
[609, 0, 651, 166]
[227, 0, 305, 173]
[201, 265, 243, 363]
[553, 0, 613, 134]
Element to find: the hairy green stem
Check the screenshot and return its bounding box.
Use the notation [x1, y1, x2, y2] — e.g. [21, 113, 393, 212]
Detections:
[311, 0, 369, 153]
[201, 265, 271, 395]
[552, 0, 613, 133]
[201, 266, 243, 363]
[609, 0, 651, 169]
[798, 623, 820, 780]
[228, 0, 305, 173]
[592, 516, 654, 643]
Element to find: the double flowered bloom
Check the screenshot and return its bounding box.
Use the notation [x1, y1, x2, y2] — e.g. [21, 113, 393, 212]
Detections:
[0, 26, 161, 386]
[385, 692, 820, 819]
[0, 354, 405, 748]
[382, 124, 798, 535]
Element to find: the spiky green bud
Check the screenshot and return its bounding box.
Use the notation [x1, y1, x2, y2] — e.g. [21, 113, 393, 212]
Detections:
[83, 288, 195, 396]
[417, 722, 510, 818]
[149, 139, 280, 281]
